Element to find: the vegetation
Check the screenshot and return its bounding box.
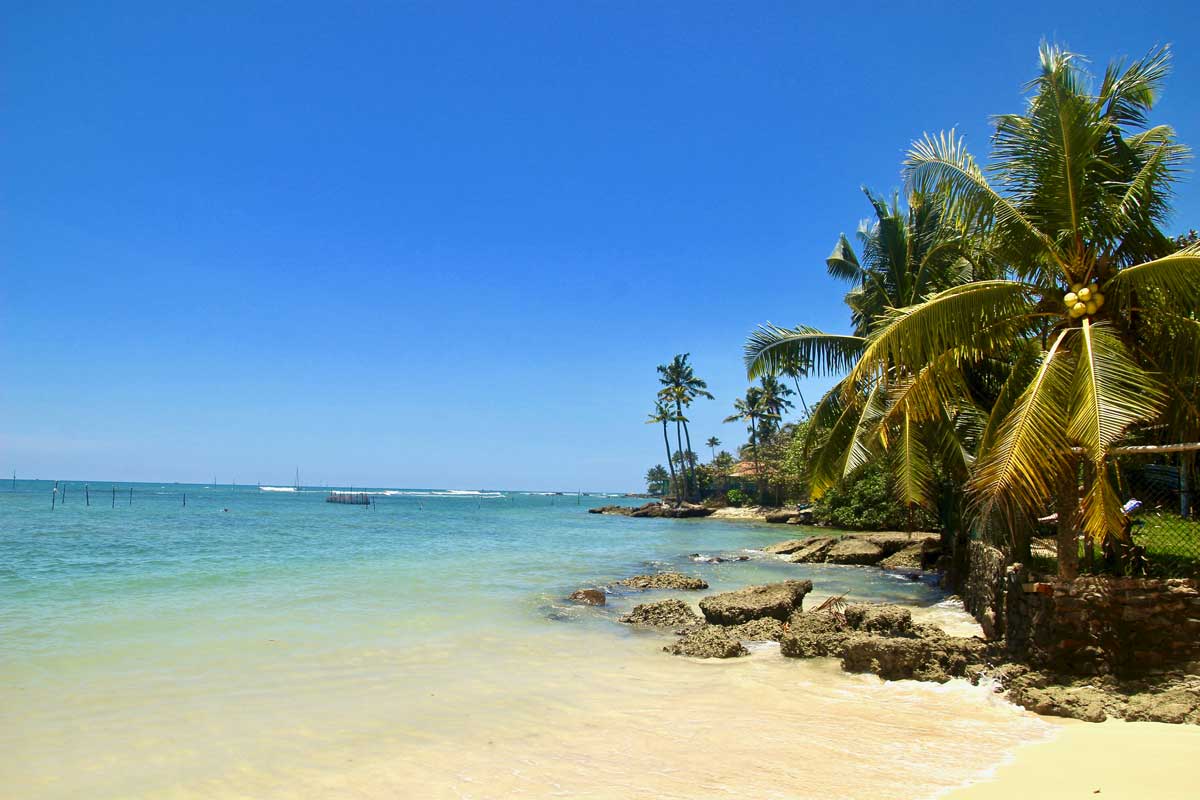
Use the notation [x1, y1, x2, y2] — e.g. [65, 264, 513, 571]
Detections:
[744, 44, 1200, 576]
[644, 465, 670, 496]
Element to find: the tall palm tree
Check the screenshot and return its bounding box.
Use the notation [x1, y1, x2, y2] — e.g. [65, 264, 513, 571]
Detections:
[658, 354, 714, 501]
[753, 45, 1199, 578]
[647, 401, 681, 503]
[705, 436, 721, 462]
[745, 186, 978, 513]
[724, 387, 765, 503]
[777, 352, 811, 416]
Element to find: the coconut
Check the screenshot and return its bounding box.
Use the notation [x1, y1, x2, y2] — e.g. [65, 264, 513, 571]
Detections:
[1093, 292, 1105, 308]
[1064, 291, 1078, 306]
[1078, 286, 1092, 301]
[1071, 302, 1087, 318]
[1086, 301, 1098, 315]
[1071, 283, 1084, 293]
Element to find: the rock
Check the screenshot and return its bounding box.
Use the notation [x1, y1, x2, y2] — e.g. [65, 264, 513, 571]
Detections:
[568, 588, 606, 606]
[763, 539, 810, 555]
[879, 541, 937, 570]
[843, 604, 913, 636]
[588, 505, 633, 515]
[785, 537, 837, 563]
[724, 617, 785, 642]
[764, 510, 797, 524]
[840, 634, 950, 682]
[823, 538, 887, 565]
[699, 580, 813, 625]
[615, 573, 708, 591]
[1006, 684, 1114, 723]
[1123, 689, 1200, 725]
[665, 625, 749, 658]
[618, 599, 702, 628]
[780, 610, 850, 658]
[628, 502, 714, 519]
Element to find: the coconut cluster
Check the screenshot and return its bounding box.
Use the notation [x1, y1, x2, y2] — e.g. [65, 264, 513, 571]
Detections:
[1064, 282, 1104, 319]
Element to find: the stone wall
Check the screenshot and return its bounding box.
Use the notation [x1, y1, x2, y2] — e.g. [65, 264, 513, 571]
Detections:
[1006, 576, 1200, 677]
[963, 541, 1007, 640]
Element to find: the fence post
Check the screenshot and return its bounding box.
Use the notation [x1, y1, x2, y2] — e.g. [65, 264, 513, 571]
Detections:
[1181, 453, 1193, 520]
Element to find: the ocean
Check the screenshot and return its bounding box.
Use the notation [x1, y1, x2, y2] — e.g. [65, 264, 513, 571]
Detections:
[0, 481, 1051, 798]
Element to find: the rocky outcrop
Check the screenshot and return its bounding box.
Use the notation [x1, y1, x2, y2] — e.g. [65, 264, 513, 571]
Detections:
[763, 539, 811, 555]
[589, 502, 714, 518]
[764, 510, 798, 524]
[618, 598, 702, 628]
[664, 625, 749, 658]
[615, 573, 708, 591]
[699, 580, 813, 625]
[823, 539, 886, 565]
[966, 665, 1200, 725]
[724, 617, 786, 642]
[779, 603, 988, 683]
[770, 532, 941, 568]
[569, 588, 606, 605]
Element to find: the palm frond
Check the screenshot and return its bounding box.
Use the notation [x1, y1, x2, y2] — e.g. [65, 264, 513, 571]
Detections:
[745, 324, 865, 380]
[892, 410, 935, 509]
[826, 234, 864, 282]
[1107, 244, 1200, 309]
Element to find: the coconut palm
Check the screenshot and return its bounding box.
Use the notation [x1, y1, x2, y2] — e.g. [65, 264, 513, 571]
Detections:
[645, 465, 670, 496]
[658, 354, 714, 501]
[705, 436, 721, 462]
[776, 352, 811, 416]
[745, 186, 979, 514]
[724, 387, 767, 502]
[754, 45, 1199, 577]
[646, 401, 681, 503]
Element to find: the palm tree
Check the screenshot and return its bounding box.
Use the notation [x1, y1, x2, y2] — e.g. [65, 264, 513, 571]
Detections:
[752, 45, 1200, 578]
[658, 354, 714, 501]
[646, 401, 681, 503]
[705, 436, 721, 462]
[645, 465, 670, 496]
[745, 186, 978, 514]
[724, 387, 765, 503]
[777, 352, 811, 416]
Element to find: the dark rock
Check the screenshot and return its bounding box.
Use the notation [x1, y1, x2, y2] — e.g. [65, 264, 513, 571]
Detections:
[1005, 684, 1113, 723]
[615, 573, 708, 591]
[619, 599, 702, 628]
[763, 539, 810, 555]
[568, 588, 606, 606]
[628, 502, 714, 519]
[588, 505, 633, 515]
[779, 610, 850, 658]
[879, 540, 940, 571]
[823, 539, 886, 565]
[664, 625, 749, 659]
[785, 537, 837, 563]
[843, 604, 913, 636]
[764, 510, 797, 524]
[699, 580, 813, 625]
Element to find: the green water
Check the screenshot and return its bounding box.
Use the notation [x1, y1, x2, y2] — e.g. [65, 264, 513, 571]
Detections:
[0, 481, 1051, 799]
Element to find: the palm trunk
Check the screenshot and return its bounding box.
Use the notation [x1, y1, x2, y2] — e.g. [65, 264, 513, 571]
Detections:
[750, 417, 762, 505]
[1056, 462, 1080, 581]
[680, 412, 697, 501]
[673, 410, 687, 504]
[662, 421, 679, 504]
[792, 376, 809, 417]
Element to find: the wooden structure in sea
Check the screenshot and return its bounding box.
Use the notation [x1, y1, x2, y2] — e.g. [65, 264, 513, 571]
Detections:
[326, 491, 371, 505]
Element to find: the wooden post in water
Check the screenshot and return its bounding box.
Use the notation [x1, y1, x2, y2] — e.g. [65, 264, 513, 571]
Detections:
[183, 493, 187, 507]
[85, 484, 90, 506]
[61, 483, 67, 504]
[112, 486, 116, 509]
[128, 487, 133, 506]
[52, 480, 58, 510]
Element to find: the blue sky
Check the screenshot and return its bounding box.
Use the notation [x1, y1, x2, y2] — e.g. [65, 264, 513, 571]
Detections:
[3, 2, 1199, 491]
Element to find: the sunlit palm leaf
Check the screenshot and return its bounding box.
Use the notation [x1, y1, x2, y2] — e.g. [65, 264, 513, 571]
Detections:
[1107, 244, 1200, 310]
[892, 411, 934, 509]
[745, 324, 865, 380]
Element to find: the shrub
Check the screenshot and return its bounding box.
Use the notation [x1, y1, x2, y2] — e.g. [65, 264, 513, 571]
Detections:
[726, 488, 752, 508]
[811, 466, 939, 531]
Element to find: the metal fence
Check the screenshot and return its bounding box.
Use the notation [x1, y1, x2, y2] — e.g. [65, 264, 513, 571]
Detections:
[1090, 453, 1200, 578]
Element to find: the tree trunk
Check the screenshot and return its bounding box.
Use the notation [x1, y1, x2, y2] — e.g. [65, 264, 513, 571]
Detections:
[681, 412, 697, 501]
[1056, 463, 1080, 581]
[662, 422, 679, 505]
[673, 414, 687, 502]
[750, 420, 762, 505]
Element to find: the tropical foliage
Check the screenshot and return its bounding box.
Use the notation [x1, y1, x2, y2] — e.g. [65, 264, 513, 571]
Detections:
[745, 44, 1200, 575]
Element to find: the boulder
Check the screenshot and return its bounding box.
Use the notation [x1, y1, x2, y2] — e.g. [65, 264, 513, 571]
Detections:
[1005, 684, 1114, 723]
[779, 610, 850, 658]
[878, 541, 937, 570]
[785, 537, 836, 563]
[619, 599, 701, 628]
[699, 580, 813, 625]
[764, 510, 797, 524]
[840, 635, 948, 682]
[568, 588, 606, 606]
[763, 539, 810, 555]
[615, 573, 708, 591]
[664, 625, 749, 659]
[588, 505, 633, 515]
[629, 502, 714, 519]
[843, 604, 913, 636]
[823, 538, 886, 565]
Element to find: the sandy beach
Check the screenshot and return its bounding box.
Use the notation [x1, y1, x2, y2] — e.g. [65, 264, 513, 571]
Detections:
[947, 718, 1200, 799]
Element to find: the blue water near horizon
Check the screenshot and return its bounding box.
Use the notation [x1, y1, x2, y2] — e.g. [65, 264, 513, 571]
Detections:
[0, 478, 1042, 799]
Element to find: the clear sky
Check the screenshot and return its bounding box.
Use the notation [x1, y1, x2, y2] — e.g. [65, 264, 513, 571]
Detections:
[4, 2, 1199, 491]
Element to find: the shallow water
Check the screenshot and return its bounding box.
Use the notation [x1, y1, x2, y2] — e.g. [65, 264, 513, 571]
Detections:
[0, 482, 1051, 798]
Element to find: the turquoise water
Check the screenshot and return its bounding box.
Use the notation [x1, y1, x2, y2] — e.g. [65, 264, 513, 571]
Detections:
[0, 481, 1051, 799]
